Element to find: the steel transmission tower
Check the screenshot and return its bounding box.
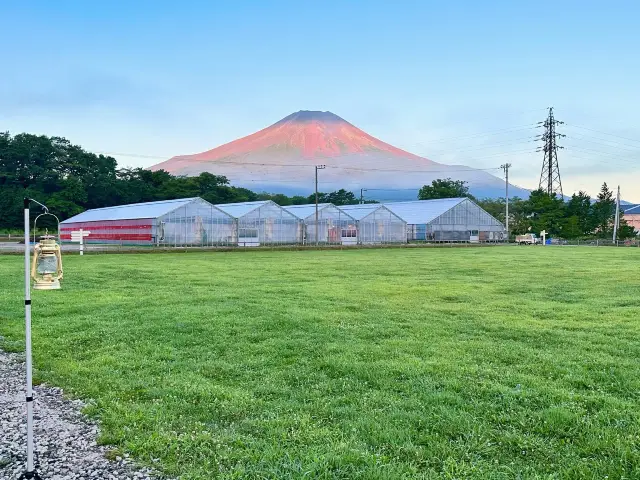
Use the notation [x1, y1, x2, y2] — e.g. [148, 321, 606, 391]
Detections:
[536, 107, 565, 197]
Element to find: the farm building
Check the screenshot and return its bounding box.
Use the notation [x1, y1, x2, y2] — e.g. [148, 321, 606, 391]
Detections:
[215, 200, 301, 246]
[622, 204, 640, 235]
[60, 197, 236, 246]
[283, 203, 358, 245]
[336, 204, 407, 244]
[383, 198, 505, 242]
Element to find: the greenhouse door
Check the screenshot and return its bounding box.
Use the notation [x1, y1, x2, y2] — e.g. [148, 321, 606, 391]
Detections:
[341, 227, 358, 245]
[238, 228, 260, 247]
[470, 230, 479, 243]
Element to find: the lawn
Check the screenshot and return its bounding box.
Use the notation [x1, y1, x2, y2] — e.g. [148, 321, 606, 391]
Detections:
[1, 247, 639, 479]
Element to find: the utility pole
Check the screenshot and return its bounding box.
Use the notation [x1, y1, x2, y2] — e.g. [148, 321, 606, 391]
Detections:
[536, 107, 565, 197]
[315, 165, 325, 245]
[613, 185, 621, 242]
[501, 163, 511, 242]
[360, 188, 367, 204]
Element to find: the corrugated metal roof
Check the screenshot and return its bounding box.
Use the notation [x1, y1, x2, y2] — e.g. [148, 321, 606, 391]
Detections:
[623, 204, 640, 214]
[283, 203, 335, 220]
[383, 198, 466, 224]
[214, 200, 275, 218]
[337, 204, 389, 220]
[61, 197, 200, 223]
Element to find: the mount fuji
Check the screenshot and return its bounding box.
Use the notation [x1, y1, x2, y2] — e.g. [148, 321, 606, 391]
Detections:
[149, 111, 530, 200]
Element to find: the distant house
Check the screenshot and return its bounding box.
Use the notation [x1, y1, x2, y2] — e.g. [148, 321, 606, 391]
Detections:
[622, 204, 640, 235]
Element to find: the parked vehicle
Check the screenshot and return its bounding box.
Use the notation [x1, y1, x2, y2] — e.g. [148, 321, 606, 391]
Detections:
[515, 233, 540, 245]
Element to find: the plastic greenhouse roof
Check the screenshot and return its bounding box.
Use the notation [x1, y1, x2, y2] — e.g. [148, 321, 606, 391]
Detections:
[283, 203, 344, 220]
[336, 204, 392, 221]
[214, 200, 277, 218]
[383, 198, 467, 225]
[61, 197, 202, 223]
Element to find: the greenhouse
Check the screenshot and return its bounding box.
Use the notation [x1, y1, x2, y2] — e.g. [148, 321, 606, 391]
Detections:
[383, 198, 505, 242]
[60, 197, 236, 246]
[336, 204, 407, 244]
[283, 203, 358, 245]
[215, 200, 301, 246]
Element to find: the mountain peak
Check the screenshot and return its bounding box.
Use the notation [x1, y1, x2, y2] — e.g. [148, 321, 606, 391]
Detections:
[276, 110, 347, 124]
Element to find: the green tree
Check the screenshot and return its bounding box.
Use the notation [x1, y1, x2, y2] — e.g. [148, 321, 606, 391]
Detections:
[524, 189, 565, 236]
[509, 197, 532, 235]
[256, 193, 294, 206]
[591, 183, 616, 238]
[564, 191, 593, 237]
[308, 189, 359, 206]
[617, 219, 638, 240]
[418, 178, 475, 201]
[562, 215, 582, 239]
[0, 132, 123, 228]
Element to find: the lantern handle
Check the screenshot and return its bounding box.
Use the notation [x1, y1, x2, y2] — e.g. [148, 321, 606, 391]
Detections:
[30, 243, 41, 281]
[33, 212, 61, 244]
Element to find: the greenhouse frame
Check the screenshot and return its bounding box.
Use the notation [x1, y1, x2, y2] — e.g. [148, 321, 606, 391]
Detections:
[60, 197, 236, 246]
[383, 198, 505, 242]
[214, 200, 301, 246]
[283, 203, 358, 245]
[336, 204, 407, 244]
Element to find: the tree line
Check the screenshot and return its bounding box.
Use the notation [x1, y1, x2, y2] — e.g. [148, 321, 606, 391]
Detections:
[0, 132, 368, 230]
[418, 178, 637, 240]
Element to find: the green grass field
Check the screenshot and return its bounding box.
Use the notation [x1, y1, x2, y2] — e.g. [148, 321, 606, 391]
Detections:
[1, 247, 639, 479]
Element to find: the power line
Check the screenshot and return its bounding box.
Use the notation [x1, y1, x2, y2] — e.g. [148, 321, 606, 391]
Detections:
[565, 131, 640, 151]
[410, 124, 538, 146]
[566, 124, 640, 145]
[97, 137, 535, 163]
[96, 124, 539, 166]
[424, 137, 537, 155]
[408, 106, 547, 134]
[96, 149, 532, 175]
[565, 137, 639, 153]
[563, 145, 638, 162]
[562, 157, 639, 171]
[324, 165, 504, 174]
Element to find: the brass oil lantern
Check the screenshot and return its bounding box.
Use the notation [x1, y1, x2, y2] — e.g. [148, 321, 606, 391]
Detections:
[31, 233, 63, 290]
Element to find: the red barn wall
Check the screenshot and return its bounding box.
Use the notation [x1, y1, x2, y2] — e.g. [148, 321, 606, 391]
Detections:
[60, 219, 154, 244]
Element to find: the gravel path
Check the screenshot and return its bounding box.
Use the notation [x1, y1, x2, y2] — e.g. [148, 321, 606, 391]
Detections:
[0, 349, 168, 480]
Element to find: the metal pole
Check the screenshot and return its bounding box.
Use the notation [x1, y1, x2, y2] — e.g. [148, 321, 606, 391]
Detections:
[315, 167, 319, 245]
[23, 198, 37, 479]
[501, 163, 511, 242]
[79, 228, 84, 256]
[360, 188, 367, 205]
[315, 165, 325, 245]
[613, 185, 620, 242]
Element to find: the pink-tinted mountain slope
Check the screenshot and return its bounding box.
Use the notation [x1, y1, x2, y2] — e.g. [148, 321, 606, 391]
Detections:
[149, 111, 529, 199]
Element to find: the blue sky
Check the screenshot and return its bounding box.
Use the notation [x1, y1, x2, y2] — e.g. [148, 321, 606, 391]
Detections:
[2, 0, 639, 201]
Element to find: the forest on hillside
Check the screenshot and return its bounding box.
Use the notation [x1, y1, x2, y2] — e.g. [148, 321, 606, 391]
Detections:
[0, 132, 636, 239]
